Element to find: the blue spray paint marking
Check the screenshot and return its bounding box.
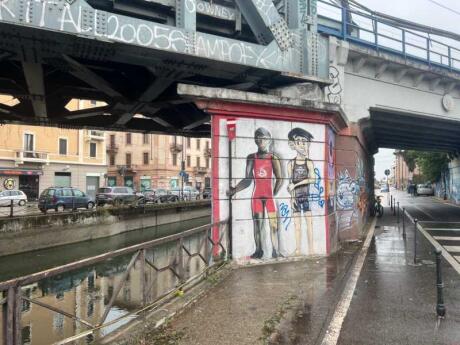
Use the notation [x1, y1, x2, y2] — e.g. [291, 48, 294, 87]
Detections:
[279, 202, 291, 231]
[308, 168, 325, 208]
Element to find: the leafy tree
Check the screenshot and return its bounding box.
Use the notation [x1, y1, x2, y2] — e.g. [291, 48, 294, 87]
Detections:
[400, 150, 418, 172]
[415, 152, 450, 183]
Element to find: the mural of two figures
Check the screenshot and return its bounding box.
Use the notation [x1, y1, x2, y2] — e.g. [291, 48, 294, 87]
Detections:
[226, 119, 328, 259]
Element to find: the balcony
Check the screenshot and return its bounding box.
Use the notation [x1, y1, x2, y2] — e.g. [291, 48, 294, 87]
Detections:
[193, 166, 209, 174]
[85, 130, 105, 141]
[170, 143, 183, 153]
[106, 144, 119, 153]
[204, 148, 212, 158]
[15, 150, 49, 165]
[116, 164, 138, 174]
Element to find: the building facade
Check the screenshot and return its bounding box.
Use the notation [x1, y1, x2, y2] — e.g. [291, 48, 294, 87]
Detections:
[394, 150, 419, 190]
[106, 132, 211, 192]
[0, 124, 107, 200]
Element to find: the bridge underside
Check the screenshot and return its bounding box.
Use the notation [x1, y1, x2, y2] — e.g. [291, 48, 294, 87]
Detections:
[0, 0, 328, 136]
[363, 108, 460, 153]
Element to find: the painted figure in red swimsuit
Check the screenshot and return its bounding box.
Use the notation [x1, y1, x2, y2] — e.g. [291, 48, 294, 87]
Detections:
[229, 128, 282, 259]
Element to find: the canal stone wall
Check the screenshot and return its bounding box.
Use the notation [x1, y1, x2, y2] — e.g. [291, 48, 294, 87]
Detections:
[0, 201, 211, 256]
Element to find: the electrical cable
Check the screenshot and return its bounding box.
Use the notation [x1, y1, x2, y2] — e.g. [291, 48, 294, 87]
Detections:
[344, 0, 460, 41]
[427, 0, 460, 17]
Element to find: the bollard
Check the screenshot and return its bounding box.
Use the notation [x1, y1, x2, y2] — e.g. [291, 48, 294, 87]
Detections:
[435, 248, 446, 318]
[390, 195, 393, 211]
[393, 199, 396, 216]
[414, 219, 418, 264]
[397, 202, 400, 223]
[9, 199, 13, 217]
[402, 207, 406, 238]
[388, 192, 390, 206]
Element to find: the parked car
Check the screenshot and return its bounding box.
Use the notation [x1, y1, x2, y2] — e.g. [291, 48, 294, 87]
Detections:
[142, 188, 179, 203]
[0, 190, 27, 206]
[38, 187, 94, 213]
[416, 183, 434, 196]
[170, 186, 200, 201]
[95, 186, 138, 206]
[202, 187, 211, 199]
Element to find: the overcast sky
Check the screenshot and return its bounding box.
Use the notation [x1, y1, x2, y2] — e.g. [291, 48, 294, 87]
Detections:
[347, 0, 460, 179]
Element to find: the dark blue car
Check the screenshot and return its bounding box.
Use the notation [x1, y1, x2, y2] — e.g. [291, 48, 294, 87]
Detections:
[38, 187, 95, 213]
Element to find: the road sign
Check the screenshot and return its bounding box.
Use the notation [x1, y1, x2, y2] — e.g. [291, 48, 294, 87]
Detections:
[385, 169, 390, 176]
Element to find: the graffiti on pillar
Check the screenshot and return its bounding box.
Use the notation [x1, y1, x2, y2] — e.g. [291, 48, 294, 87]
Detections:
[336, 158, 368, 232]
[336, 169, 359, 231]
[229, 127, 283, 259]
[218, 118, 328, 261]
[325, 66, 342, 104]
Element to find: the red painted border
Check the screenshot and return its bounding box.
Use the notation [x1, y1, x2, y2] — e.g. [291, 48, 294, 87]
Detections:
[324, 126, 330, 255]
[211, 115, 221, 255]
[196, 100, 347, 131]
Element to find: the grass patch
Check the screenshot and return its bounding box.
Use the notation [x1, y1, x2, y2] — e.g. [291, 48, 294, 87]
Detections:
[260, 295, 298, 344]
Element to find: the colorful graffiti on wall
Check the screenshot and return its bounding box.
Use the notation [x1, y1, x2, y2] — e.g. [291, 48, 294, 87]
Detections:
[219, 118, 327, 261]
[336, 158, 368, 233]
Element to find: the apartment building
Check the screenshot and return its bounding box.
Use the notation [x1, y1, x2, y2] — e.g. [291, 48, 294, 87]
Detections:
[393, 150, 419, 189]
[106, 132, 211, 191]
[0, 124, 107, 200]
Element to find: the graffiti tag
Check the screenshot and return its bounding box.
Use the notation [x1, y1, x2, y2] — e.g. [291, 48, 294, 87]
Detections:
[308, 168, 325, 208]
[279, 202, 291, 231]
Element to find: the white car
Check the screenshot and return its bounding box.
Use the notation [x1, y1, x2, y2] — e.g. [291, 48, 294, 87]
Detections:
[0, 190, 28, 206]
[416, 184, 434, 196]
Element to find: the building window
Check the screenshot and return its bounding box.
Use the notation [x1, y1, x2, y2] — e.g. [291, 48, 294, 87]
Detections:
[187, 137, 191, 149]
[24, 133, 34, 152]
[206, 157, 210, 169]
[143, 133, 149, 144]
[110, 155, 115, 166]
[107, 176, 116, 187]
[206, 141, 209, 150]
[196, 139, 201, 150]
[172, 153, 177, 166]
[90, 142, 97, 158]
[143, 152, 149, 165]
[196, 157, 200, 167]
[22, 288, 32, 312]
[58, 138, 67, 155]
[187, 155, 191, 167]
[110, 134, 115, 147]
[126, 153, 132, 167]
[22, 326, 31, 345]
[126, 133, 132, 145]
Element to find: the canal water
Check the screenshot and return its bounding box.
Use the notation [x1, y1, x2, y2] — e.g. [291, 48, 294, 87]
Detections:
[0, 216, 211, 345]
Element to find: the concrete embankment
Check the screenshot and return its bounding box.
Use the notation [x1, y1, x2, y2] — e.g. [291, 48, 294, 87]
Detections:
[0, 201, 210, 256]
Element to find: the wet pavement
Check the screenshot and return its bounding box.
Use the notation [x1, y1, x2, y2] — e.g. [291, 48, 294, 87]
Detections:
[163, 247, 361, 345]
[137, 191, 460, 345]
[337, 191, 460, 345]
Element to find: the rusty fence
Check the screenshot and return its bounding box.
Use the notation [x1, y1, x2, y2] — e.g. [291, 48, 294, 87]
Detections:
[0, 220, 229, 345]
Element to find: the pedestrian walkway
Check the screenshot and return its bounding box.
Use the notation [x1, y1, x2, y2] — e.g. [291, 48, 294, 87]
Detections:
[120, 200, 460, 345]
[337, 206, 460, 345]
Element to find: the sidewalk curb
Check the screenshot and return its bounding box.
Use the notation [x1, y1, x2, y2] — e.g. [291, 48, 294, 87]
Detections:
[319, 217, 377, 345]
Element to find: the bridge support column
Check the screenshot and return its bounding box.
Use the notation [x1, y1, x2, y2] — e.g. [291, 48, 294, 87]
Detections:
[180, 84, 350, 263]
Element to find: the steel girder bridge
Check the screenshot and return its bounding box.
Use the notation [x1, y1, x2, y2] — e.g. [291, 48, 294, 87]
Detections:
[0, 0, 329, 135]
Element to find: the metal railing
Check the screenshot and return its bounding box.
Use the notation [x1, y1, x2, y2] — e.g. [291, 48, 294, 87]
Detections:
[15, 150, 49, 162]
[0, 220, 229, 345]
[317, 0, 460, 72]
[389, 194, 446, 318]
